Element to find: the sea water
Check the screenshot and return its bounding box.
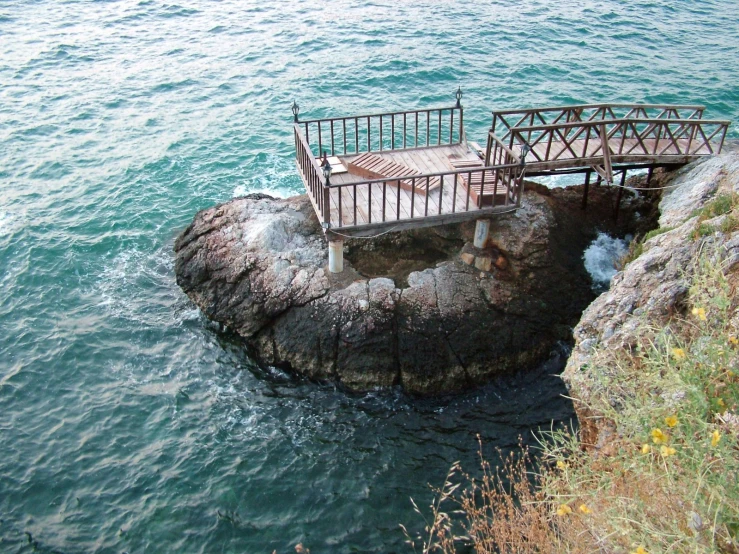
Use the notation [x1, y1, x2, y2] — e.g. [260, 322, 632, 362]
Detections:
[1, 1, 737, 551]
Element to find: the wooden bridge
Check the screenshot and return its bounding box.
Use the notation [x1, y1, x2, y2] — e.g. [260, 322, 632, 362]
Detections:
[292, 95, 730, 271]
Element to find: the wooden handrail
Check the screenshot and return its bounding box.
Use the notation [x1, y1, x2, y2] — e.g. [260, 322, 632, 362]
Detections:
[491, 103, 706, 117]
[321, 162, 525, 229]
[299, 105, 460, 125]
[487, 132, 521, 161]
[508, 118, 729, 133]
[301, 106, 464, 158]
[294, 123, 326, 185]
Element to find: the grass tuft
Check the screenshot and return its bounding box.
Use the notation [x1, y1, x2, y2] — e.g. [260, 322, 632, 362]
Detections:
[618, 227, 674, 269]
[690, 193, 739, 241]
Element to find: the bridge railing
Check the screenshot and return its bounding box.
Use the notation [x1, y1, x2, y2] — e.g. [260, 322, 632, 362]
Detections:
[485, 131, 523, 168]
[492, 103, 706, 143]
[298, 105, 464, 158]
[506, 118, 730, 166]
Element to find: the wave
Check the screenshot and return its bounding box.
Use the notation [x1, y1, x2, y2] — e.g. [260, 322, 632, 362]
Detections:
[583, 232, 629, 290]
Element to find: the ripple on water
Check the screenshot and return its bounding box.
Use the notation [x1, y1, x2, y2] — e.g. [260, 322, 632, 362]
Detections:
[0, 0, 737, 551]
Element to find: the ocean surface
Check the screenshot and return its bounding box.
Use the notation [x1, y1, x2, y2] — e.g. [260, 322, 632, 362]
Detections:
[1, 1, 737, 552]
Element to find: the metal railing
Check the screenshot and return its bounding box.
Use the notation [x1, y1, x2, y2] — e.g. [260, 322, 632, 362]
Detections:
[299, 105, 464, 158]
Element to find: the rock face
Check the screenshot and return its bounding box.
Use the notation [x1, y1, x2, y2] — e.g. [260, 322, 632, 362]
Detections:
[564, 148, 739, 438]
[175, 181, 652, 395]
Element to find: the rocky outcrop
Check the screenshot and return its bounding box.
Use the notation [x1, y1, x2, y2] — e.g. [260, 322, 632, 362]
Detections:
[564, 148, 739, 439]
[175, 181, 652, 395]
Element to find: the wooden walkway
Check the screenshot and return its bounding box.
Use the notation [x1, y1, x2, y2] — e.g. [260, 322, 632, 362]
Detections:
[293, 101, 730, 237]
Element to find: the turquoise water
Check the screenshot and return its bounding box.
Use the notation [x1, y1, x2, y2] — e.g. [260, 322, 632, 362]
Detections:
[1, 1, 737, 552]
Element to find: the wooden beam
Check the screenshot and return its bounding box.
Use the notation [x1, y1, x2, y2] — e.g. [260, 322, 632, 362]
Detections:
[582, 170, 591, 210]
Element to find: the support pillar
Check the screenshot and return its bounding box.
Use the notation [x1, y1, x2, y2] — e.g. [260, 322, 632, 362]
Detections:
[328, 239, 344, 273]
[614, 169, 626, 222]
[473, 219, 490, 249]
[646, 166, 654, 188]
[581, 170, 591, 210]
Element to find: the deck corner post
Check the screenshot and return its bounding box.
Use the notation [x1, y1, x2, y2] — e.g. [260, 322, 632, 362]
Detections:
[473, 219, 491, 249]
[328, 238, 344, 273]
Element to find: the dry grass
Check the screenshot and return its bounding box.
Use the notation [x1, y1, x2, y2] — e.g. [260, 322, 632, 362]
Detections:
[407, 242, 739, 553]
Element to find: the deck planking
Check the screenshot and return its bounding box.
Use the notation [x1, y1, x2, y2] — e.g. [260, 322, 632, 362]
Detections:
[324, 143, 486, 229]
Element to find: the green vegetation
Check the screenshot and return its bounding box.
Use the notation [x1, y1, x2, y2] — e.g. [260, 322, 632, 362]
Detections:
[690, 193, 739, 240]
[408, 245, 739, 553]
[618, 226, 674, 269]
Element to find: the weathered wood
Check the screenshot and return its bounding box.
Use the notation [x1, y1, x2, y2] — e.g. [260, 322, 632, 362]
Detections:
[582, 170, 591, 210]
[295, 104, 729, 238]
[349, 152, 441, 194]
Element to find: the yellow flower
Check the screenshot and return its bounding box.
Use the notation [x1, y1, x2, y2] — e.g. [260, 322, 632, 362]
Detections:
[664, 415, 679, 428]
[556, 504, 572, 516]
[718, 398, 726, 408]
[556, 460, 567, 470]
[729, 335, 738, 346]
[712, 430, 721, 447]
[661, 446, 677, 457]
[578, 504, 592, 514]
[651, 428, 668, 444]
[692, 307, 707, 321]
[671, 348, 686, 361]
[632, 547, 649, 554]
[641, 443, 652, 454]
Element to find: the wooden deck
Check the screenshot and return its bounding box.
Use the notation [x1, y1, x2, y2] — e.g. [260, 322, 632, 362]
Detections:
[293, 101, 730, 238]
[323, 144, 491, 230]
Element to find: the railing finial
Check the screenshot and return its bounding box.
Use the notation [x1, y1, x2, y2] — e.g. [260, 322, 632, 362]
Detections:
[455, 87, 463, 108]
[291, 100, 300, 122]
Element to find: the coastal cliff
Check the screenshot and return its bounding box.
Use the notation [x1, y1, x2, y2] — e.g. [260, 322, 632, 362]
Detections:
[174, 182, 652, 395]
[564, 148, 739, 448]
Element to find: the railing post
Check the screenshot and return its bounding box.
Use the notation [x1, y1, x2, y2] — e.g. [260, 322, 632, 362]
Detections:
[516, 168, 525, 207]
[582, 170, 591, 210]
[322, 186, 331, 227]
[459, 105, 464, 144]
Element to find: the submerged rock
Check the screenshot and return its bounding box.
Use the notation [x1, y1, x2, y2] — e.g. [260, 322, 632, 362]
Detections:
[175, 182, 652, 395]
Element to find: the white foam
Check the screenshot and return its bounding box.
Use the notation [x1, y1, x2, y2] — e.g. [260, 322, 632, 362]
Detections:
[583, 232, 629, 288]
[232, 153, 300, 199]
[0, 210, 18, 237]
[94, 246, 198, 327]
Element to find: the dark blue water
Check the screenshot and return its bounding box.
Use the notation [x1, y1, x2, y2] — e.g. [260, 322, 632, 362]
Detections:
[1, 1, 737, 551]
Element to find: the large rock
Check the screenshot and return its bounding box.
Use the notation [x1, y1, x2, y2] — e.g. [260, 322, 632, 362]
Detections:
[175, 182, 652, 395]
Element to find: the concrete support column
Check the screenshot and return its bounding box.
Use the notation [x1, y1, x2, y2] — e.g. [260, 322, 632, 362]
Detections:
[328, 240, 344, 273]
[473, 219, 490, 249]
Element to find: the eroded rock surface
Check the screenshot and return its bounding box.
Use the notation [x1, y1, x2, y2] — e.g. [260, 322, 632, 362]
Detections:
[175, 182, 652, 394]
